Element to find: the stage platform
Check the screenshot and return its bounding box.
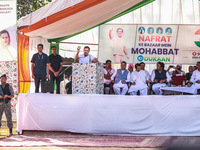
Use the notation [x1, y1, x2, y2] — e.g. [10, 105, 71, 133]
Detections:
[17, 93, 200, 136]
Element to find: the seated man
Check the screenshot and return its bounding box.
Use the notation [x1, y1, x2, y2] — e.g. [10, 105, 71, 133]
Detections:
[127, 63, 134, 88]
[194, 66, 197, 71]
[167, 64, 185, 77]
[128, 63, 148, 95]
[104, 60, 115, 94]
[140, 62, 150, 82]
[128, 63, 134, 74]
[112, 61, 129, 95]
[65, 76, 72, 94]
[75, 46, 100, 64]
[190, 62, 200, 94]
[151, 62, 171, 95]
[60, 75, 69, 94]
[150, 61, 160, 79]
[185, 66, 193, 83]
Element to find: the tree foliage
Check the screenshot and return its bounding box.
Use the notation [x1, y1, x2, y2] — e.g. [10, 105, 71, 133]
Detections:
[17, 0, 52, 20]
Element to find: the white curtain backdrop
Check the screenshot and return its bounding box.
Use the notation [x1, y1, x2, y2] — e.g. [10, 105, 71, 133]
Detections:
[60, 0, 200, 73]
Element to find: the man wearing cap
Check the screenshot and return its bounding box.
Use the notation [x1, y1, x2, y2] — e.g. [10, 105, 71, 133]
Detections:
[167, 64, 185, 77]
[0, 74, 14, 136]
[128, 63, 148, 95]
[128, 63, 134, 74]
[172, 64, 185, 76]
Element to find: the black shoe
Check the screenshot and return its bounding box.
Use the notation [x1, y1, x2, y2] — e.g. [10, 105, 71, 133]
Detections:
[9, 128, 13, 136]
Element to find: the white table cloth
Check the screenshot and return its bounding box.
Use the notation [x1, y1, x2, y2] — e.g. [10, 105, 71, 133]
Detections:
[17, 93, 200, 136]
[160, 87, 196, 94]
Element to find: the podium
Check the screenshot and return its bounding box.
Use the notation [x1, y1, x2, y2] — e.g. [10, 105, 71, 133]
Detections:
[72, 63, 104, 94]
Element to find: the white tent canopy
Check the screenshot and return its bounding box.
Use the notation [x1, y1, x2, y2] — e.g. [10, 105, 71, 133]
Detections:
[61, 0, 200, 58]
[18, 0, 200, 73]
[18, 0, 144, 39]
[60, 0, 200, 72]
[18, 0, 85, 27]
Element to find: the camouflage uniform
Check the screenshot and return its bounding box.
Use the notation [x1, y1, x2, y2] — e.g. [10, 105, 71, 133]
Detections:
[0, 84, 14, 128]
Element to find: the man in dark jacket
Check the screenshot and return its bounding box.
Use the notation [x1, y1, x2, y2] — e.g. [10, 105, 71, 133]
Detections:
[49, 46, 63, 94]
[151, 62, 171, 95]
[0, 74, 14, 136]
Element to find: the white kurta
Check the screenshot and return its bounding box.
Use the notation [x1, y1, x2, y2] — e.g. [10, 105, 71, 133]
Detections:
[112, 36, 126, 63]
[151, 70, 171, 95]
[190, 70, 200, 94]
[128, 70, 148, 95]
[104, 68, 115, 94]
[112, 36, 125, 55]
[112, 70, 129, 95]
[145, 70, 150, 82]
[79, 54, 94, 63]
[0, 39, 16, 61]
[60, 79, 69, 94]
[104, 68, 115, 85]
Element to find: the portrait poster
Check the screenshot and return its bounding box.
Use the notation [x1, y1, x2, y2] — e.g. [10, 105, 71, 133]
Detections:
[99, 24, 200, 65]
[0, 0, 17, 119]
[99, 25, 136, 64]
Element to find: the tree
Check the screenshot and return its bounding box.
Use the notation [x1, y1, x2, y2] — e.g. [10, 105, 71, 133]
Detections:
[17, 0, 52, 20]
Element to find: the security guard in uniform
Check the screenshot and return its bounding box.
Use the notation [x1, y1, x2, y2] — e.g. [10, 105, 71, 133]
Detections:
[31, 44, 50, 93]
[0, 74, 14, 136]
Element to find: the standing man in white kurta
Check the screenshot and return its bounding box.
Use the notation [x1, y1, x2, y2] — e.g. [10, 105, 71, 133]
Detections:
[75, 46, 100, 64]
[112, 61, 129, 95]
[151, 62, 171, 95]
[109, 27, 129, 63]
[190, 61, 200, 94]
[128, 63, 148, 95]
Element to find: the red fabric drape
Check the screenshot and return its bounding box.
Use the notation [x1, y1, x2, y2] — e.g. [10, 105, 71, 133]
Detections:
[18, 33, 31, 93]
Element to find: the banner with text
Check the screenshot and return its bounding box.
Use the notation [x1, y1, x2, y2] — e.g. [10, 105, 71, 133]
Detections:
[0, 0, 17, 119]
[0, 1, 17, 61]
[99, 24, 200, 64]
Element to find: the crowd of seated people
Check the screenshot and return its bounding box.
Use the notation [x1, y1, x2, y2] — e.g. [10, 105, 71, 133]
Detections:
[67, 46, 199, 95]
[103, 60, 200, 95]
[128, 63, 148, 95]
